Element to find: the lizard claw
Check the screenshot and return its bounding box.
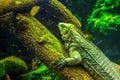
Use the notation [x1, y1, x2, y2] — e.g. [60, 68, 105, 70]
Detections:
[53, 58, 67, 68]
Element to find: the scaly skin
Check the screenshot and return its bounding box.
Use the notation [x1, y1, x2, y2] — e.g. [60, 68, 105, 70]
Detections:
[55, 22, 120, 80]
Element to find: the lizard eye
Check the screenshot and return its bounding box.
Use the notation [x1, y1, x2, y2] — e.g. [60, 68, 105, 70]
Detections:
[58, 23, 69, 35]
[61, 24, 65, 27]
[60, 24, 66, 29]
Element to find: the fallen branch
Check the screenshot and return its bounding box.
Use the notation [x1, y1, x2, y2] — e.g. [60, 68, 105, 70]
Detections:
[0, 0, 40, 15]
[36, 0, 82, 29]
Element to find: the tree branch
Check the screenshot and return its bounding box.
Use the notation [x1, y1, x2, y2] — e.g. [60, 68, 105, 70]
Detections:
[0, 0, 40, 15]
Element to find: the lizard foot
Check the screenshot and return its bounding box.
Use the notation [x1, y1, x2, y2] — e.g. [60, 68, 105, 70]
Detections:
[53, 58, 67, 69]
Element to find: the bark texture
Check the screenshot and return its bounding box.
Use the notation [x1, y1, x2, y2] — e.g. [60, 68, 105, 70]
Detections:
[36, 0, 81, 29]
[0, 0, 40, 15]
[48, 0, 82, 28]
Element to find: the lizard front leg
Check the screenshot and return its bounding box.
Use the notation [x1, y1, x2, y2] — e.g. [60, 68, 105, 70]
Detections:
[53, 50, 82, 68]
[66, 50, 82, 66]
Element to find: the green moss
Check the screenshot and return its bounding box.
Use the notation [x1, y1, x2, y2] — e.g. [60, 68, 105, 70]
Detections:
[29, 16, 64, 54]
[0, 62, 5, 78]
[16, 14, 64, 54]
[4, 56, 27, 73]
[0, 56, 27, 78]
[86, 0, 120, 35]
[22, 63, 59, 80]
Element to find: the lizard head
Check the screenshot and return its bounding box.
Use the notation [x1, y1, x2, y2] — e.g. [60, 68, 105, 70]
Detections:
[58, 22, 74, 41]
[58, 22, 70, 35]
[58, 22, 85, 42]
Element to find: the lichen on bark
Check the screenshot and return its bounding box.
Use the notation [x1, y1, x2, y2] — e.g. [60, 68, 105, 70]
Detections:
[0, 0, 40, 15]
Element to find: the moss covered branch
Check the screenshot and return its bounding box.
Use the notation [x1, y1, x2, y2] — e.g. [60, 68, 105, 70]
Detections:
[48, 0, 82, 28]
[0, 0, 40, 15]
[36, 0, 82, 29]
[0, 56, 27, 78]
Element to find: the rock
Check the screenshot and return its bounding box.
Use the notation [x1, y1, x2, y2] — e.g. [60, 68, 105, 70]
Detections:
[0, 56, 27, 78]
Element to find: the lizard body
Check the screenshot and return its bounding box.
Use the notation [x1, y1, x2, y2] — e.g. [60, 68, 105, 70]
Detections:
[56, 22, 120, 80]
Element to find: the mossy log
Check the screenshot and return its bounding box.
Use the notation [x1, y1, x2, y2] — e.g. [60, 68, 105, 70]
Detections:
[0, 0, 40, 15]
[0, 56, 27, 78]
[48, 0, 82, 28]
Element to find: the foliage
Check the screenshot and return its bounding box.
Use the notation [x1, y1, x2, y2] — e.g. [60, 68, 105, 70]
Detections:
[22, 63, 59, 80]
[0, 62, 5, 78]
[65, 0, 96, 28]
[86, 0, 120, 35]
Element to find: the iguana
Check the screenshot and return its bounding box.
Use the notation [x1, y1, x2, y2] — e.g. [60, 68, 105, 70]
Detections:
[54, 22, 120, 80]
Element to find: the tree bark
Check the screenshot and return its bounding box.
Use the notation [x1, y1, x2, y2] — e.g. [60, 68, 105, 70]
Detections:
[48, 0, 82, 28]
[0, 0, 40, 15]
[35, 0, 81, 28]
